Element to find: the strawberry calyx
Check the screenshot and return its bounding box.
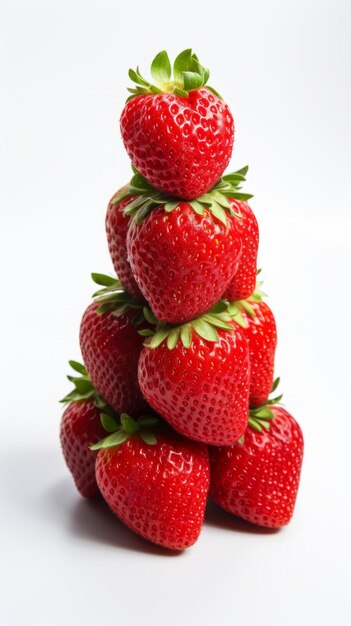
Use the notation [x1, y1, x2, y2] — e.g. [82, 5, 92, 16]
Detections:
[90, 413, 160, 450]
[91, 272, 155, 326]
[237, 378, 283, 444]
[227, 276, 268, 328]
[60, 360, 109, 408]
[248, 377, 283, 432]
[60, 362, 159, 448]
[139, 301, 234, 350]
[126, 49, 219, 102]
[112, 166, 252, 226]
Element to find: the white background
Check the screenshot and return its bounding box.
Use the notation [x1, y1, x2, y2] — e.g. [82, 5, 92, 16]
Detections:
[1, 1, 350, 624]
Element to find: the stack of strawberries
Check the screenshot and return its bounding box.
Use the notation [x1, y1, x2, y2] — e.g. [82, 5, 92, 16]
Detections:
[60, 50, 304, 551]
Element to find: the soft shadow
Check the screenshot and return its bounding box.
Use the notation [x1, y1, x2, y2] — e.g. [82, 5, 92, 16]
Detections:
[205, 499, 280, 535]
[43, 478, 182, 557]
[3, 444, 182, 557]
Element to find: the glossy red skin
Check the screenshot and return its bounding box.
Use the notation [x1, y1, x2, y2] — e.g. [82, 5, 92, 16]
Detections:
[241, 300, 277, 407]
[60, 400, 106, 498]
[210, 407, 304, 528]
[80, 302, 147, 415]
[224, 201, 259, 301]
[120, 88, 234, 200]
[138, 322, 250, 446]
[105, 190, 143, 299]
[127, 203, 242, 323]
[95, 431, 210, 550]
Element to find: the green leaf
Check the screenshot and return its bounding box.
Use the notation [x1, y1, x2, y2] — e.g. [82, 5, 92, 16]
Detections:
[192, 319, 218, 342]
[237, 435, 245, 445]
[68, 360, 87, 375]
[138, 328, 154, 337]
[268, 393, 283, 405]
[167, 327, 180, 350]
[206, 85, 222, 99]
[260, 420, 271, 430]
[202, 314, 233, 330]
[60, 390, 83, 404]
[94, 395, 107, 410]
[164, 201, 179, 213]
[251, 407, 274, 419]
[234, 165, 249, 177]
[173, 48, 193, 83]
[249, 293, 262, 303]
[128, 68, 149, 87]
[231, 192, 254, 201]
[182, 71, 203, 91]
[209, 301, 228, 315]
[90, 431, 128, 451]
[227, 304, 248, 328]
[239, 300, 256, 317]
[189, 200, 206, 216]
[271, 377, 280, 393]
[174, 87, 189, 97]
[210, 191, 232, 210]
[91, 273, 118, 287]
[209, 200, 227, 225]
[180, 324, 192, 348]
[145, 328, 169, 348]
[100, 413, 119, 433]
[143, 307, 157, 324]
[151, 50, 172, 85]
[120, 413, 139, 435]
[74, 379, 94, 395]
[97, 302, 117, 315]
[139, 431, 157, 445]
[202, 67, 210, 84]
[134, 201, 155, 224]
[248, 418, 263, 433]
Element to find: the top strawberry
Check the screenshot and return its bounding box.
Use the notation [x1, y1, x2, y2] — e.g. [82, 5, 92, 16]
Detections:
[120, 49, 234, 200]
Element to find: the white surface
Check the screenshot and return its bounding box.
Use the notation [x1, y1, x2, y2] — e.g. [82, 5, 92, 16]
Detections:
[1, 1, 350, 624]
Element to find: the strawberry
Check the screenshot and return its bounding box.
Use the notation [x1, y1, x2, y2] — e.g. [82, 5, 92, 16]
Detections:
[138, 304, 250, 445]
[79, 274, 153, 415]
[224, 201, 259, 301]
[120, 49, 234, 199]
[210, 385, 304, 528]
[122, 167, 252, 324]
[227, 284, 277, 407]
[93, 413, 210, 550]
[105, 188, 142, 299]
[59, 361, 108, 498]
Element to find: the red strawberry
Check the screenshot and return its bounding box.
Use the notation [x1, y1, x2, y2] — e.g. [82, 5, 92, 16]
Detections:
[124, 168, 252, 324]
[138, 306, 250, 445]
[120, 49, 234, 199]
[80, 275, 152, 415]
[93, 414, 210, 550]
[59, 361, 107, 498]
[227, 288, 277, 407]
[224, 201, 259, 301]
[105, 188, 142, 299]
[210, 393, 304, 528]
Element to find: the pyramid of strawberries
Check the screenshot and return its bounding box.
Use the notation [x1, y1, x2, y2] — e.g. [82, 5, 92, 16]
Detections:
[60, 49, 304, 551]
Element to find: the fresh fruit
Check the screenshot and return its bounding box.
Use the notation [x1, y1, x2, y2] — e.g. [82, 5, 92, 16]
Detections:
[123, 168, 252, 323]
[93, 413, 210, 550]
[80, 274, 153, 415]
[227, 284, 277, 407]
[138, 304, 250, 445]
[210, 387, 304, 528]
[59, 361, 108, 498]
[224, 201, 259, 301]
[105, 188, 142, 298]
[120, 49, 234, 199]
